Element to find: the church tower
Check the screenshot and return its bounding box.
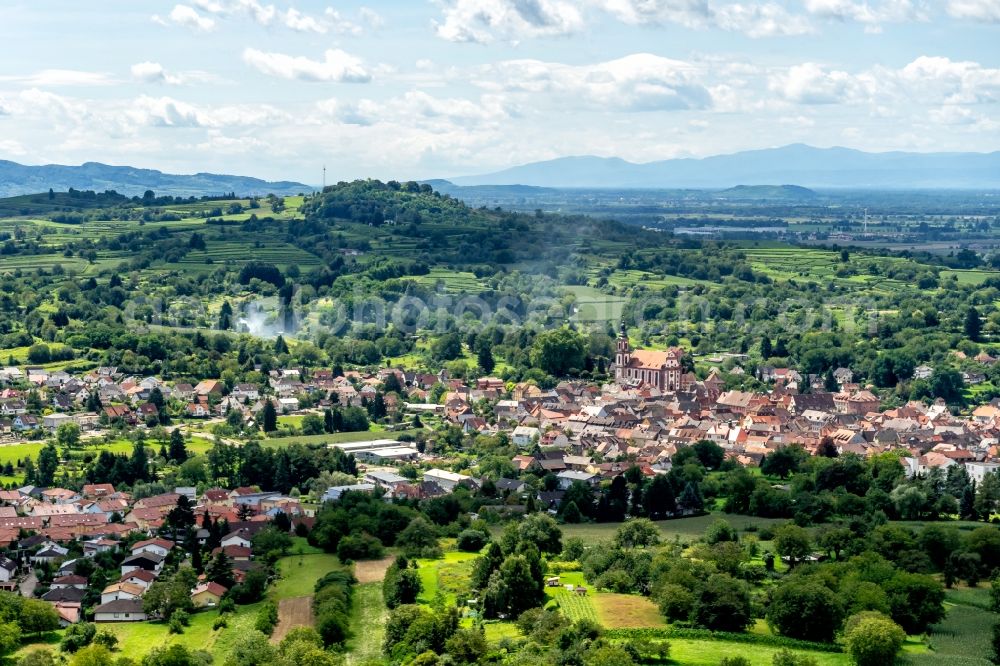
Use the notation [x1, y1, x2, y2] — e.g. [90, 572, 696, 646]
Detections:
[614, 319, 630, 380]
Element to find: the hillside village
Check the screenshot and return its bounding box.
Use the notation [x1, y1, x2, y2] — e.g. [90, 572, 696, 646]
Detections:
[3, 325, 1000, 636]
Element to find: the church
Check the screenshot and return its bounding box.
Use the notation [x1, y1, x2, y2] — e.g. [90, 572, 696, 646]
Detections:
[613, 321, 686, 391]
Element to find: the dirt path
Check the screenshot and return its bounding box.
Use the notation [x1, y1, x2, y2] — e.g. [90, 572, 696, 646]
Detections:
[354, 555, 394, 584]
[270, 596, 313, 644]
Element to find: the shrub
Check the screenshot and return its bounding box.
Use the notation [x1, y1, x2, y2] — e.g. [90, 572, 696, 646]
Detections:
[255, 602, 279, 636]
[843, 612, 906, 666]
[60, 622, 96, 653]
[337, 533, 386, 561]
[456, 529, 489, 552]
[92, 631, 118, 651]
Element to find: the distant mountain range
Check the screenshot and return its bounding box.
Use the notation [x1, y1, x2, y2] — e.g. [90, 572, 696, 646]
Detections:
[447, 144, 1000, 190]
[0, 160, 310, 198]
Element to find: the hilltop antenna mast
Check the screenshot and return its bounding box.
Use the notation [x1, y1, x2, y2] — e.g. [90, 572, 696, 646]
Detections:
[322, 165, 326, 191]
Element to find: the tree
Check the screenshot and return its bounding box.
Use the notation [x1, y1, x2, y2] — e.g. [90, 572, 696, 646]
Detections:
[761, 445, 807, 479]
[502, 514, 562, 555]
[166, 495, 196, 535]
[69, 645, 115, 666]
[613, 519, 660, 550]
[219, 301, 233, 330]
[677, 482, 704, 513]
[396, 517, 439, 558]
[130, 439, 149, 483]
[760, 336, 772, 360]
[993, 620, 1000, 666]
[60, 622, 96, 653]
[705, 519, 738, 545]
[224, 630, 276, 666]
[643, 474, 676, 519]
[766, 579, 844, 642]
[262, 400, 277, 433]
[0, 621, 21, 660]
[692, 574, 753, 632]
[36, 443, 59, 487]
[692, 440, 725, 470]
[206, 552, 235, 590]
[56, 422, 81, 451]
[168, 429, 187, 464]
[384, 561, 422, 609]
[530, 328, 586, 376]
[19, 598, 60, 636]
[445, 627, 488, 665]
[966, 306, 982, 341]
[483, 555, 542, 619]
[884, 572, 945, 634]
[843, 612, 906, 666]
[477, 345, 495, 374]
[773, 524, 812, 567]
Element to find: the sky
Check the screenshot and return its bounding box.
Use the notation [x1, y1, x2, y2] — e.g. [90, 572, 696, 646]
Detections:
[0, 0, 998, 184]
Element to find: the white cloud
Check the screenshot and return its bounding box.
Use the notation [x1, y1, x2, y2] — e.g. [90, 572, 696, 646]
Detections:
[283, 7, 326, 32]
[947, 0, 1000, 21]
[767, 55, 1000, 107]
[242, 48, 373, 82]
[130, 62, 214, 86]
[713, 3, 813, 37]
[478, 53, 713, 110]
[596, 0, 713, 27]
[0, 139, 27, 157]
[184, 1, 370, 34]
[593, 0, 812, 36]
[131, 62, 180, 85]
[434, 0, 585, 43]
[128, 96, 286, 128]
[804, 0, 927, 31]
[0, 69, 114, 87]
[153, 4, 216, 31]
[317, 91, 514, 129]
[896, 55, 1000, 104]
[360, 7, 384, 29]
[768, 62, 865, 103]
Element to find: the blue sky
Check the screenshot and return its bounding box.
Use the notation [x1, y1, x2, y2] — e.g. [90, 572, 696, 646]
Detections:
[0, 0, 998, 183]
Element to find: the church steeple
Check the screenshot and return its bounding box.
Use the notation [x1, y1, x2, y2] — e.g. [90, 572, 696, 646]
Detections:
[617, 319, 630, 353]
[615, 319, 630, 381]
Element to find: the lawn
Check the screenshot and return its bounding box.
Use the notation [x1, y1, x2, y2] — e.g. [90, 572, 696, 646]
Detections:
[593, 593, 663, 629]
[346, 582, 388, 666]
[415, 551, 479, 606]
[16, 603, 262, 663]
[271, 553, 342, 600]
[558, 513, 787, 544]
[261, 429, 420, 448]
[663, 639, 850, 665]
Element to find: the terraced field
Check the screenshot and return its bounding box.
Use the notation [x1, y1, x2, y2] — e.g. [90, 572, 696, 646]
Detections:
[407, 269, 484, 292]
[171, 239, 323, 271]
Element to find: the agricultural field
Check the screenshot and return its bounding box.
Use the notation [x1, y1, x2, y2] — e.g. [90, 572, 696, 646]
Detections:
[564, 285, 626, 323]
[558, 513, 788, 544]
[407, 269, 484, 292]
[906, 586, 995, 665]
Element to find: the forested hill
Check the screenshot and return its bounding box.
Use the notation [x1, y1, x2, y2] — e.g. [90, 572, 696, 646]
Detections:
[0, 159, 309, 198]
[298, 178, 656, 269]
